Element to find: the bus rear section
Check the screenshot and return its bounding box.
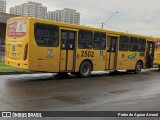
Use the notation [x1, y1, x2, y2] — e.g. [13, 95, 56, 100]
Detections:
[5, 18, 29, 69]
[154, 38, 160, 69]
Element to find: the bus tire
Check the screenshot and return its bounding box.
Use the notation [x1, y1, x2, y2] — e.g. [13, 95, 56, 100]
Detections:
[79, 61, 92, 78]
[134, 61, 142, 74]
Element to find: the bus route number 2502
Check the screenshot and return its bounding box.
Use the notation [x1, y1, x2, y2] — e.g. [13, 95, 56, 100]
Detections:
[81, 51, 94, 57]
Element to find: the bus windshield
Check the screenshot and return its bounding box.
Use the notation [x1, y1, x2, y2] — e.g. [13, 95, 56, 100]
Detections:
[8, 20, 27, 37]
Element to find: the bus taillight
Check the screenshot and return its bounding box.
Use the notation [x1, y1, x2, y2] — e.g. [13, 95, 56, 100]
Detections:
[23, 43, 28, 61]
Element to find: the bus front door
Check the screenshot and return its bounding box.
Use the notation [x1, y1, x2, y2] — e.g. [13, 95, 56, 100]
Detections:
[106, 36, 118, 70]
[60, 30, 76, 72]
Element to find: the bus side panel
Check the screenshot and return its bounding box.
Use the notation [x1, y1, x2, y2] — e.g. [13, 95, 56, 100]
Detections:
[29, 19, 60, 72]
[75, 49, 106, 72]
[117, 51, 145, 70]
[28, 19, 38, 71]
[116, 51, 129, 70]
[116, 52, 136, 70]
[92, 50, 106, 71]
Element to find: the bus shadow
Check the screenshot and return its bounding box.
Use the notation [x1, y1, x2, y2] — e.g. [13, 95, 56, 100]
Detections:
[90, 71, 134, 78]
[7, 70, 141, 83]
[29, 71, 135, 81]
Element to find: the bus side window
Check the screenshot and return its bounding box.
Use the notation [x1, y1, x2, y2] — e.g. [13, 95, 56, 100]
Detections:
[107, 36, 117, 52]
[119, 36, 129, 51]
[68, 32, 75, 50]
[61, 31, 67, 49]
[34, 23, 59, 47]
[34, 24, 46, 46]
[93, 32, 106, 50]
[129, 37, 138, 52]
[48, 26, 59, 47]
[138, 38, 146, 52]
[78, 30, 93, 49]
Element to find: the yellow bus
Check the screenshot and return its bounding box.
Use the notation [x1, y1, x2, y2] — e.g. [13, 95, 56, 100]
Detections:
[5, 17, 155, 77]
[154, 38, 160, 69]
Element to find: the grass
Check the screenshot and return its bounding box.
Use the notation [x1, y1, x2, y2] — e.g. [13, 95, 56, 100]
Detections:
[0, 61, 27, 72]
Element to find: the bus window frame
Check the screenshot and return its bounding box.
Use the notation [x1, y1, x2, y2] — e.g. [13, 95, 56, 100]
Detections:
[129, 36, 138, 52]
[34, 23, 59, 47]
[78, 29, 93, 49]
[138, 38, 146, 52]
[119, 35, 129, 52]
[93, 32, 106, 50]
[107, 36, 118, 52]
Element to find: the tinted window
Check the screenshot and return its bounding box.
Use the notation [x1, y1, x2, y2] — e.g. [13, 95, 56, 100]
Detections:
[107, 36, 117, 52]
[34, 23, 59, 47]
[61, 31, 75, 50]
[61, 31, 67, 49]
[93, 32, 106, 50]
[138, 38, 146, 52]
[129, 37, 138, 51]
[78, 30, 93, 49]
[119, 36, 129, 51]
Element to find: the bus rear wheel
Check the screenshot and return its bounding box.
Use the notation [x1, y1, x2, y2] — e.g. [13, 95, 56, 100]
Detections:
[134, 62, 142, 74]
[79, 61, 92, 78]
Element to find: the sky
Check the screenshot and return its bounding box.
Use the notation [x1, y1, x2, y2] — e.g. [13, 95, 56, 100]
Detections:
[6, 0, 160, 37]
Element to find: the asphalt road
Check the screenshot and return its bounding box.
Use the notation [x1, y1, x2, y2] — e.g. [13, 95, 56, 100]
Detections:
[0, 69, 160, 120]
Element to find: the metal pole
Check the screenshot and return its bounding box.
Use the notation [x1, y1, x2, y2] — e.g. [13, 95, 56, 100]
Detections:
[102, 12, 119, 28]
[102, 22, 103, 28]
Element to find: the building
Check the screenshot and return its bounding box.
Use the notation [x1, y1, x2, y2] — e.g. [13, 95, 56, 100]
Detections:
[9, 7, 15, 14]
[15, 5, 22, 15]
[24, 2, 35, 17]
[61, 8, 71, 23]
[73, 12, 80, 24]
[61, 8, 80, 24]
[47, 8, 80, 25]
[27, 1, 42, 17]
[0, 0, 6, 13]
[55, 10, 61, 21]
[38, 6, 47, 19]
[9, 1, 47, 19]
[47, 11, 56, 21]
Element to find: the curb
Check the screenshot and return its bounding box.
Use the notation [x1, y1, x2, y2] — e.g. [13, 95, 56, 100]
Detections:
[0, 72, 35, 75]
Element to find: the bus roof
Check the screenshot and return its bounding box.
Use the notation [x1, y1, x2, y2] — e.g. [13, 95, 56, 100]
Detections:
[8, 16, 153, 39]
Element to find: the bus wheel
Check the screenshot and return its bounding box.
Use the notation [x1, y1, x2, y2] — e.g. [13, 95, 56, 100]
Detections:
[134, 62, 142, 74]
[79, 61, 92, 78]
